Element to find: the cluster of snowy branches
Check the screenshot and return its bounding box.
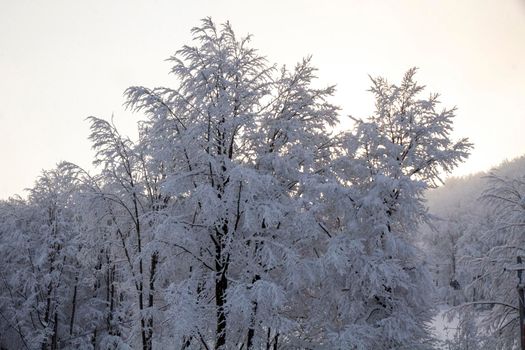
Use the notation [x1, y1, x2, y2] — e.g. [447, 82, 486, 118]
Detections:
[0, 19, 471, 350]
[421, 156, 525, 349]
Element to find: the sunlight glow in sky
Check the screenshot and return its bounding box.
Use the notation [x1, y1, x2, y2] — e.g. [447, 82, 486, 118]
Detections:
[1, 0, 524, 198]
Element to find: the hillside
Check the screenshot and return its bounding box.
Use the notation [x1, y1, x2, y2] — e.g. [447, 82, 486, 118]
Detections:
[422, 155, 525, 349]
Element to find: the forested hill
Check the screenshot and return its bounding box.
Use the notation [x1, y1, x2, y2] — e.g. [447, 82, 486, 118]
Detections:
[420, 155, 525, 349]
[426, 155, 525, 217]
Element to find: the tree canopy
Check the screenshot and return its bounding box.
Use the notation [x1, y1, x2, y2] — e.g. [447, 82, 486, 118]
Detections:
[0, 18, 471, 350]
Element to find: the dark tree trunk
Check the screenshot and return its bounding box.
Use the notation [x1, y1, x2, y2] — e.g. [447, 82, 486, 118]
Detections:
[145, 252, 158, 349]
[247, 274, 261, 349]
[51, 312, 58, 350]
[273, 333, 279, 350]
[214, 223, 229, 350]
[69, 277, 78, 335]
[215, 258, 228, 349]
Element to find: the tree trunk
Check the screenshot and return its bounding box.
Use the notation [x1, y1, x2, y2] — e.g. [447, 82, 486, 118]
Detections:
[273, 333, 279, 350]
[145, 252, 158, 349]
[51, 312, 58, 350]
[247, 274, 261, 349]
[215, 259, 228, 349]
[69, 277, 78, 335]
[246, 301, 258, 349]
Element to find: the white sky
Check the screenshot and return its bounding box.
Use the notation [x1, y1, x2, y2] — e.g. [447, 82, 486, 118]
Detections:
[1, 0, 524, 199]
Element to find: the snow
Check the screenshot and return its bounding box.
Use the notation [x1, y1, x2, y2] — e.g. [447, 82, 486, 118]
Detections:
[431, 305, 459, 349]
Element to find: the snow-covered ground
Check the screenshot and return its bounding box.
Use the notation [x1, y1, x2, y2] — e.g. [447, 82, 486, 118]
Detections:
[431, 305, 459, 349]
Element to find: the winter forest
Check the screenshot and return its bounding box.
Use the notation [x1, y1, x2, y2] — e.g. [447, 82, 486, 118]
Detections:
[0, 19, 523, 350]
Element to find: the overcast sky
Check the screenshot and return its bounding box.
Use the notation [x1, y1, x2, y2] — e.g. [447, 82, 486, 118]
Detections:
[1, 0, 524, 199]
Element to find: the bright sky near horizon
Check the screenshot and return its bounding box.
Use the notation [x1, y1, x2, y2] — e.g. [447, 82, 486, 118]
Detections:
[0, 0, 524, 199]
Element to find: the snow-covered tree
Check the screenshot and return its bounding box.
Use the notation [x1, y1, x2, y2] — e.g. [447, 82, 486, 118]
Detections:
[84, 115, 168, 350]
[0, 164, 104, 349]
[416, 157, 525, 348]
[124, 18, 339, 349]
[312, 68, 471, 348]
[0, 19, 473, 350]
[459, 172, 525, 349]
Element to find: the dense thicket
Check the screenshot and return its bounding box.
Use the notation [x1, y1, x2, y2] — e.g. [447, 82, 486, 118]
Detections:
[0, 19, 470, 350]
